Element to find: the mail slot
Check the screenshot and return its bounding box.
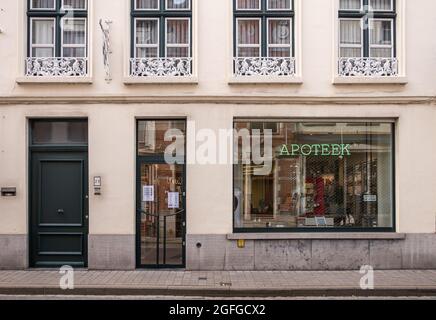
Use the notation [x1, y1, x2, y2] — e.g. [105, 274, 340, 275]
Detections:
[1, 187, 17, 197]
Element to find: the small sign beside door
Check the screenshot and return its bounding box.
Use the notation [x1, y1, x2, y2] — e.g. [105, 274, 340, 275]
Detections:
[143, 185, 154, 202]
[168, 192, 179, 209]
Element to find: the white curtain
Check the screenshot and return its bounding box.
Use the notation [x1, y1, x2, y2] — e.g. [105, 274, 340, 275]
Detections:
[166, 0, 190, 10]
[370, 20, 392, 57]
[62, 19, 86, 57]
[339, 0, 361, 10]
[32, 0, 55, 9]
[370, 0, 392, 11]
[339, 19, 362, 57]
[237, 19, 260, 57]
[136, 19, 158, 57]
[31, 19, 54, 57]
[268, 0, 291, 10]
[237, 0, 260, 10]
[136, 0, 159, 9]
[268, 19, 291, 57]
[166, 19, 189, 57]
[62, 0, 87, 9]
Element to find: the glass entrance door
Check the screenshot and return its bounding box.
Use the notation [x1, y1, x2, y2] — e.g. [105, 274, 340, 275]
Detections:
[138, 162, 185, 267]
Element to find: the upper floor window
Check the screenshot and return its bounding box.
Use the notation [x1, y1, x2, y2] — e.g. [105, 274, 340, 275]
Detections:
[130, 0, 192, 77]
[233, 0, 295, 77]
[26, 0, 88, 77]
[338, 0, 397, 77]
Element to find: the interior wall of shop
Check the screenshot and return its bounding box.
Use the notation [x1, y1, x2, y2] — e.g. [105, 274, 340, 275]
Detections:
[1, 103, 436, 270]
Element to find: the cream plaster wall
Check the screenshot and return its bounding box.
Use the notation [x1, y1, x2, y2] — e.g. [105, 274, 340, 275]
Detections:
[0, 0, 434, 96]
[1, 103, 436, 236]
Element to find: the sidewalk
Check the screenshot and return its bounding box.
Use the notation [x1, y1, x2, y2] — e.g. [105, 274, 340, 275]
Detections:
[0, 270, 435, 297]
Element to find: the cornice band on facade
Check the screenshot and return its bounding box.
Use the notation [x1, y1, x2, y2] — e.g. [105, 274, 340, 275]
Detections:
[0, 96, 435, 106]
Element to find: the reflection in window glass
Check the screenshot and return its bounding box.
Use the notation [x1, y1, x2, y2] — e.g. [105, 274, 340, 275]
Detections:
[32, 0, 55, 9]
[166, 0, 190, 10]
[233, 121, 394, 230]
[138, 120, 185, 156]
[62, 0, 87, 9]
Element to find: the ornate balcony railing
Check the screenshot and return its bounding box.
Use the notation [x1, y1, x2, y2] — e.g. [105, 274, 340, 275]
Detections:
[25, 57, 88, 77]
[338, 57, 398, 77]
[233, 57, 296, 77]
[130, 57, 192, 77]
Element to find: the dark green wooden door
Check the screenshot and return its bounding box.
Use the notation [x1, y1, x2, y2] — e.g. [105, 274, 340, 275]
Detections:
[30, 152, 88, 268]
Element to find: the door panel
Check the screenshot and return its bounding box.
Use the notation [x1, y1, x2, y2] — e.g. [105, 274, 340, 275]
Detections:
[30, 152, 88, 268]
[138, 162, 185, 267]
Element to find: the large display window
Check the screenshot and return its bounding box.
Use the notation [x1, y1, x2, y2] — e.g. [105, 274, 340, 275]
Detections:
[233, 120, 395, 231]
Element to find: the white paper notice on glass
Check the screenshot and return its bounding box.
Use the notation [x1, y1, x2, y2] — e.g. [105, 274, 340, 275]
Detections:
[142, 185, 154, 202]
[168, 192, 179, 209]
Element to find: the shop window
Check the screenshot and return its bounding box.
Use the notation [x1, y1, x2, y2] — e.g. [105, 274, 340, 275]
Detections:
[233, 0, 296, 76]
[338, 0, 397, 76]
[233, 120, 395, 231]
[130, 0, 192, 77]
[26, 0, 88, 77]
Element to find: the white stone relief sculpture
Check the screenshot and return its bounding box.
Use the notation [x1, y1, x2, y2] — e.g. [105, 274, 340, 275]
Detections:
[339, 57, 398, 77]
[130, 57, 192, 77]
[25, 57, 88, 77]
[233, 57, 296, 76]
[99, 19, 113, 81]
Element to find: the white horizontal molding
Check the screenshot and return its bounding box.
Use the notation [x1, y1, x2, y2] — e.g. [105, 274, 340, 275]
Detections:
[123, 76, 198, 85]
[16, 76, 93, 84]
[0, 95, 434, 105]
[333, 76, 408, 85]
[229, 76, 303, 84]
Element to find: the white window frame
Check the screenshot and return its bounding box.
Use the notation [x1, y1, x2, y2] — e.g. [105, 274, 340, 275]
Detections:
[134, 0, 160, 11]
[266, 17, 292, 58]
[165, 0, 191, 11]
[61, 17, 87, 58]
[236, 17, 262, 57]
[134, 18, 160, 58]
[369, 0, 393, 12]
[368, 18, 394, 58]
[338, 17, 364, 58]
[165, 17, 191, 58]
[236, 0, 261, 11]
[266, 0, 292, 11]
[29, 17, 56, 57]
[338, 0, 362, 11]
[30, 0, 56, 10]
[61, 0, 88, 10]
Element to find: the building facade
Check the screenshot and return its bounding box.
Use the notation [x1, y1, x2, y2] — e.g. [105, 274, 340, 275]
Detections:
[0, 0, 435, 270]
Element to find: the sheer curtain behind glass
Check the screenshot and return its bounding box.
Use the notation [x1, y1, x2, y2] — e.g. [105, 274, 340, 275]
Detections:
[136, 0, 159, 9]
[268, 19, 291, 57]
[370, 20, 392, 57]
[370, 0, 392, 10]
[62, 19, 86, 57]
[339, 20, 362, 57]
[237, 0, 260, 9]
[32, 0, 55, 9]
[62, 0, 87, 9]
[340, 0, 361, 10]
[268, 0, 291, 10]
[31, 19, 55, 57]
[166, 19, 189, 57]
[136, 19, 159, 57]
[237, 20, 260, 57]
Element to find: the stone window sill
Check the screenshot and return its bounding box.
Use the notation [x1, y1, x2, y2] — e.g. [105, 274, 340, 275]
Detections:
[227, 233, 406, 240]
[228, 76, 303, 84]
[123, 76, 198, 85]
[333, 76, 408, 85]
[16, 76, 93, 84]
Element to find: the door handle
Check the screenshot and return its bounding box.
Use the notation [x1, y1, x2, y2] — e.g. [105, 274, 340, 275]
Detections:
[57, 209, 64, 214]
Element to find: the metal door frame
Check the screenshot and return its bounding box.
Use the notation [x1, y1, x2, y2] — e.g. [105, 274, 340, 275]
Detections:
[135, 119, 187, 269]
